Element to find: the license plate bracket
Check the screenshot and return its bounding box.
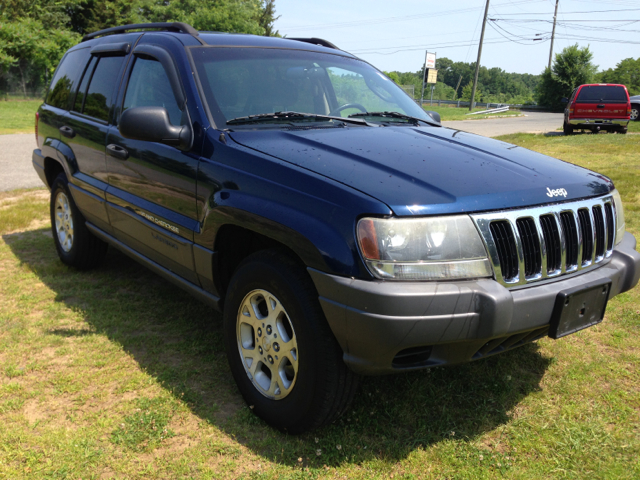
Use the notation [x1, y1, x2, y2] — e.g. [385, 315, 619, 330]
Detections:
[549, 278, 611, 339]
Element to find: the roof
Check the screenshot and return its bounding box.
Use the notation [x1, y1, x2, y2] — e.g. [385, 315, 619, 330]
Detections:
[78, 22, 352, 57]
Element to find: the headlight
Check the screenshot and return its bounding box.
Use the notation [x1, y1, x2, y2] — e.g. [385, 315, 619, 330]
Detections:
[611, 189, 625, 246]
[357, 215, 493, 281]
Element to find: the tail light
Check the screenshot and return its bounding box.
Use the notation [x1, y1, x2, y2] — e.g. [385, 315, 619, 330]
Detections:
[35, 112, 39, 146]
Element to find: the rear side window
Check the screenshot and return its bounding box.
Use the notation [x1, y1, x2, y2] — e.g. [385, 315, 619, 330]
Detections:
[73, 57, 98, 113]
[46, 48, 92, 110]
[81, 56, 126, 122]
[123, 57, 183, 126]
[576, 86, 628, 104]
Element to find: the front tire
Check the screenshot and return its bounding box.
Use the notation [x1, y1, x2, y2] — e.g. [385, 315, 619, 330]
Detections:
[50, 173, 108, 269]
[223, 250, 358, 433]
[630, 104, 639, 121]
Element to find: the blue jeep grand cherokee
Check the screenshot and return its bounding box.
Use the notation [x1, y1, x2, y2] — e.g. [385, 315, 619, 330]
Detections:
[33, 22, 640, 433]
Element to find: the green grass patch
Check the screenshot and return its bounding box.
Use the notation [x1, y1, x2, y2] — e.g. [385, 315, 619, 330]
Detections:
[425, 105, 523, 121]
[0, 134, 639, 478]
[0, 100, 42, 135]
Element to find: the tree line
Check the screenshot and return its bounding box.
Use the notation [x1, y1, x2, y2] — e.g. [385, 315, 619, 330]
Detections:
[0, 0, 279, 97]
[386, 46, 639, 108]
[386, 58, 541, 105]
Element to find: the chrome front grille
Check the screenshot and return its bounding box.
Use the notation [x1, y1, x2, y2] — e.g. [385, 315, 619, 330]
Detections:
[471, 195, 617, 287]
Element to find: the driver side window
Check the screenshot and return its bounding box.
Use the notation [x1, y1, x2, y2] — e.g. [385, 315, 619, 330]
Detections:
[123, 57, 184, 126]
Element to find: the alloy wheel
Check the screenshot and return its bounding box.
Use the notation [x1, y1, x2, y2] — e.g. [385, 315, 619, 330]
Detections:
[236, 289, 298, 399]
[54, 192, 74, 252]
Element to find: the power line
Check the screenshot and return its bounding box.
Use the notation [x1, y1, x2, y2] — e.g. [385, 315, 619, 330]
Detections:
[279, 0, 547, 32]
[489, 7, 640, 15]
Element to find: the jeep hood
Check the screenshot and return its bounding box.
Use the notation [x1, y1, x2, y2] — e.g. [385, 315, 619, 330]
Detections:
[229, 126, 613, 216]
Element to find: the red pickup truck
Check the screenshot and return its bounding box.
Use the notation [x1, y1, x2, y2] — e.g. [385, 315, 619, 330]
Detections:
[563, 84, 631, 135]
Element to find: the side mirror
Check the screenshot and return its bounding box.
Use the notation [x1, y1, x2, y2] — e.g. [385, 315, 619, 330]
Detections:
[119, 106, 192, 151]
[561, 97, 569, 104]
[425, 110, 441, 124]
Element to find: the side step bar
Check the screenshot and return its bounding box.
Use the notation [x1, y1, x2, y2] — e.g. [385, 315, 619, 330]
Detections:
[86, 222, 222, 312]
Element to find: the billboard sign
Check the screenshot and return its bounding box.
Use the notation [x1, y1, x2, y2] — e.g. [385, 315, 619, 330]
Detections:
[425, 52, 436, 69]
[425, 68, 438, 84]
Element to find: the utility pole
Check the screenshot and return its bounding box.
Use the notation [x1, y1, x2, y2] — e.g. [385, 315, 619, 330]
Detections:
[548, 0, 559, 70]
[420, 50, 428, 107]
[469, 0, 490, 111]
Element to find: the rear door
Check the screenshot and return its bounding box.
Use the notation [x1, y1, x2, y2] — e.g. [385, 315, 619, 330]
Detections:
[39, 47, 92, 168]
[104, 44, 200, 284]
[60, 48, 129, 230]
[573, 85, 629, 119]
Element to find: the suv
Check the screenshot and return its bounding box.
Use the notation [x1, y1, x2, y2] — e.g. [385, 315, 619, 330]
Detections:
[33, 23, 640, 433]
[630, 94, 639, 122]
[562, 83, 631, 134]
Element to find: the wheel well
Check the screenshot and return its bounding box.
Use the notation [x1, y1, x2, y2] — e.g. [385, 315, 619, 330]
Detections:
[44, 157, 64, 188]
[214, 224, 306, 299]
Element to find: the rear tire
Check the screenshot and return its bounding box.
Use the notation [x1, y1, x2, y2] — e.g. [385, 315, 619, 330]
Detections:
[563, 121, 573, 135]
[223, 250, 359, 433]
[50, 173, 108, 269]
[630, 104, 639, 121]
[619, 127, 628, 134]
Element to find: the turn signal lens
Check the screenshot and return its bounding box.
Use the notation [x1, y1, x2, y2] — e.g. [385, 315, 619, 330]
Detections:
[357, 218, 379, 259]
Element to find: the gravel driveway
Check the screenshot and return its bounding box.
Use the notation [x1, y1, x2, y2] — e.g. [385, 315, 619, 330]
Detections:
[442, 111, 563, 136]
[1, 111, 564, 192]
[0, 134, 42, 192]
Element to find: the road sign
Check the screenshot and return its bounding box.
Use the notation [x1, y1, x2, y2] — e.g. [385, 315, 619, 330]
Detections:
[425, 68, 438, 84]
[425, 52, 436, 69]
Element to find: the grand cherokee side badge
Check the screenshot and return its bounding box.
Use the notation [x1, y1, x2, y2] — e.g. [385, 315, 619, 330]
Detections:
[547, 187, 568, 198]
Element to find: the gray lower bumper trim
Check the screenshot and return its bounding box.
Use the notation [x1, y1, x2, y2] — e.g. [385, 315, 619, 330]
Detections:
[310, 232, 639, 375]
[569, 118, 628, 127]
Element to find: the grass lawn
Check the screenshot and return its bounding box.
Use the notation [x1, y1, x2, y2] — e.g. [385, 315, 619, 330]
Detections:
[1, 137, 640, 479]
[0, 100, 42, 135]
[424, 105, 523, 122]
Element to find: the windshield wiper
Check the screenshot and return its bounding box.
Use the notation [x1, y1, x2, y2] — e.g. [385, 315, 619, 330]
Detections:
[226, 111, 371, 126]
[348, 111, 439, 126]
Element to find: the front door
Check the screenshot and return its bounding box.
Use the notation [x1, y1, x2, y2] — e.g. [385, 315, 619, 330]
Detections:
[105, 53, 200, 284]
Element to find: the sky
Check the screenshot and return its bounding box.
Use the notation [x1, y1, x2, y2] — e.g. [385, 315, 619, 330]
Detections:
[273, 0, 640, 75]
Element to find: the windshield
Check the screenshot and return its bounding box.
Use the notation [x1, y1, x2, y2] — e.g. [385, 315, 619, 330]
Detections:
[190, 47, 431, 127]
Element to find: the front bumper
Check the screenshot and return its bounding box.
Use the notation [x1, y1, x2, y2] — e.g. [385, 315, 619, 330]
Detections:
[568, 118, 629, 129]
[311, 232, 640, 375]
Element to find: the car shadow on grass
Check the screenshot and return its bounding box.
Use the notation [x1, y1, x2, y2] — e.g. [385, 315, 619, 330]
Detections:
[4, 228, 552, 467]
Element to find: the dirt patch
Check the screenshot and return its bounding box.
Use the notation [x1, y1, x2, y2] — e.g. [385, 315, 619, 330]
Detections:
[0, 190, 48, 207]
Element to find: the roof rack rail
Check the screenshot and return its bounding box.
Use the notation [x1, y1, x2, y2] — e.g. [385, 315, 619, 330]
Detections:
[288, 38, 340, 50]
[82, 22, 199, 42]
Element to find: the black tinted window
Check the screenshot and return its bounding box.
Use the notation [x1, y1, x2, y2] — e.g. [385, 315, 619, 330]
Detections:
[576, 86, 628, 103]
[46, 48, 91, 110]
[83, 56, 126, 122]
[73, 56, 97, 113]
[123, 57, 183, 126]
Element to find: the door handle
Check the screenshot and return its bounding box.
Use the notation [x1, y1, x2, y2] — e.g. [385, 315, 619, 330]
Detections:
[59, 126, 75, 138]
[597, 104, 605, 108]
[107, 144, 129, 160]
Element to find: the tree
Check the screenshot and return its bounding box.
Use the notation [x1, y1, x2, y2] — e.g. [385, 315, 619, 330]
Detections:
[598, 57, 640, 96]
[537, 44, 597, 110]
[461, 80, 481, 102]
[383, 71, 400, 84]
[258, 0, 280, 36]
[142, 0, 265, 35]
[0, 18, 79, 95]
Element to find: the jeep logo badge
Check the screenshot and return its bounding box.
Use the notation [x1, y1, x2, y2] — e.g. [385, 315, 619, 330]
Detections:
[546, 187, 568, 198]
